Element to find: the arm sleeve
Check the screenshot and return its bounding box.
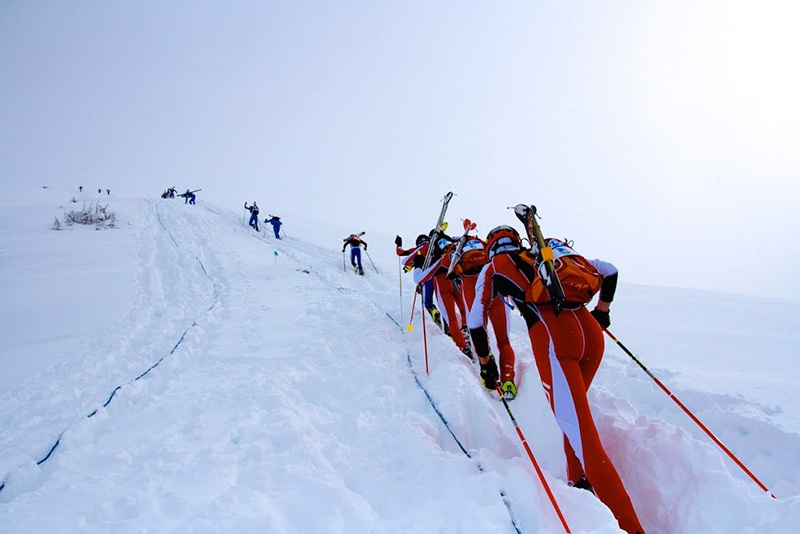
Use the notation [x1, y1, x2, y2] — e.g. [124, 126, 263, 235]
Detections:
[412, 255, 444, 285]
[589, 259, 618, 303]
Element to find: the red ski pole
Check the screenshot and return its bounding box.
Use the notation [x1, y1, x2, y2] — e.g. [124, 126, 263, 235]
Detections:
[406, 288, 418, 332]
[604, 328, 776, 498]
[495, 384, 571, 533]
[422, 297, 430, 375]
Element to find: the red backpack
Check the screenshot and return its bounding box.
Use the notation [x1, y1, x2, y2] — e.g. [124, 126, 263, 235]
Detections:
[523, 238, 602, 306]
[458, 237, 488, 275]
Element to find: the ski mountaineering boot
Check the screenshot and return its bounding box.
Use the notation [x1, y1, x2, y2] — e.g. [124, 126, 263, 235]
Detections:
[479, 356, 499, 391]
[500, 380, 517, 400]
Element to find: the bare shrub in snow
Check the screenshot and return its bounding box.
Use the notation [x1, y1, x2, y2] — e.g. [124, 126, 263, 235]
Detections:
[60, 201, 117, 230]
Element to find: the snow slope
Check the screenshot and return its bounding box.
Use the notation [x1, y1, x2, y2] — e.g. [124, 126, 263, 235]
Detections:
[1, 187, 799, 533]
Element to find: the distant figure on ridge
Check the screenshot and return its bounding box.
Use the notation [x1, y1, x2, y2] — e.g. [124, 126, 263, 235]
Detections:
[265, 215, 282, 239]
[244, 201, 260, 231]
[342, 233, 368, 276]
[181, 189, 198, 205]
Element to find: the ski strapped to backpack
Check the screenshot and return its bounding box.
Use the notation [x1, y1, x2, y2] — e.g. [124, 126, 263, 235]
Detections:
[513, 204, 600, 317]
[343, 231, 365, 242]
[446, 218, 478, 278]
[421, 192, 453, 272]
[514, 204, 565, 314]
[523, 238, 602, 308]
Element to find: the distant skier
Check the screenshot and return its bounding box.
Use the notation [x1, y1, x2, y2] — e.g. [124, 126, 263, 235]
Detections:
[167, 187, 177, 198]
[182, 189, 197, 205]
[79, 186, 83, 192]
[244, 201, 260, 231]
[265, 215, 282, 239]
[342, 233, 368, 275]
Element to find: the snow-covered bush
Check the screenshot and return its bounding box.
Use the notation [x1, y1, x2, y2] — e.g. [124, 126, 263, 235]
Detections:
[55, 201, 117, 230]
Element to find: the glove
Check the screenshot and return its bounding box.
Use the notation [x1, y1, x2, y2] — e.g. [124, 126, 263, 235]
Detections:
[395, 235, 402, 247]
[590, 308, 611, 329]
[364, 245, 367, 251]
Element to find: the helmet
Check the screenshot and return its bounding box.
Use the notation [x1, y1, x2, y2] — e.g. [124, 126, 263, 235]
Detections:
[416, 234, 430, 246]
[485, 225, 521, 259]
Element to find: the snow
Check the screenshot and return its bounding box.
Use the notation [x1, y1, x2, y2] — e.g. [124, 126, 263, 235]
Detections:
[1, 186, 799, 533]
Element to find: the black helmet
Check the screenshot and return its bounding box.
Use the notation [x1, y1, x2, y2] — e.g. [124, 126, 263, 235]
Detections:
[416, 234, 429, 246]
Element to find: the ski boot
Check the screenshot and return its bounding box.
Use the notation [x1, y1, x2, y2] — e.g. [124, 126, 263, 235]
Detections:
[568, 475, 596, 495]
[500, 365, 516, 400]
[427, 307, 443, 329]
[500, 380, 517, 400]
[479, 356, 499, 391]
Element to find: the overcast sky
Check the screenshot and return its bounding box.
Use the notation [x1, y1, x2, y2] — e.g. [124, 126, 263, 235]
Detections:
[2, 1, 798, 300]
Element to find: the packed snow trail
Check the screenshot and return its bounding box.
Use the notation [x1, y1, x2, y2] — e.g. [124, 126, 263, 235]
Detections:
[1, 194, 799, 532]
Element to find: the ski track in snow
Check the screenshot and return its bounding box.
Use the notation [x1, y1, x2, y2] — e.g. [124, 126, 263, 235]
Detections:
[1, 195, 799, 533]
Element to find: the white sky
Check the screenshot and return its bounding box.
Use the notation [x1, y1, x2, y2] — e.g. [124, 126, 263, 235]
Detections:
[1, 1, 798, 300]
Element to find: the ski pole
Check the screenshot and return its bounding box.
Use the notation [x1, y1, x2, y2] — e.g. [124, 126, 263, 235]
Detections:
[365, 249, 379, 274]
[603, 328, 777, 499]
[407, 287, 418, 332]
[495, 384, 572, 533]
[422, 294, 430, 375]
[398, 256, 404, 320]
[342, 251, 347, 272]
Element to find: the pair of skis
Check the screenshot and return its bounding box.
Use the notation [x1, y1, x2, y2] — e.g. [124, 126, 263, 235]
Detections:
[420, 193, 453, 272]
[514, 204, 566, 316]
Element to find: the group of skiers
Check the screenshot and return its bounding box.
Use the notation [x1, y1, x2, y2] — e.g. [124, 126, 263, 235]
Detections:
[396, 209, 645, 534]
[160, 187, 199, 204]
[244, 201, 283, 238]
[78, 186, 111, 195]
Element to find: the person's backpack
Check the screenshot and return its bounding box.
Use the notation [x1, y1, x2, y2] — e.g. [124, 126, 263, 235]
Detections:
[459, 238, 488, 275]
[522, 238, 602, 306]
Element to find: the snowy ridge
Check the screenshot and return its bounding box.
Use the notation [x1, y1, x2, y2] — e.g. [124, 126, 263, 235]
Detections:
[1, 190, 799, 533]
